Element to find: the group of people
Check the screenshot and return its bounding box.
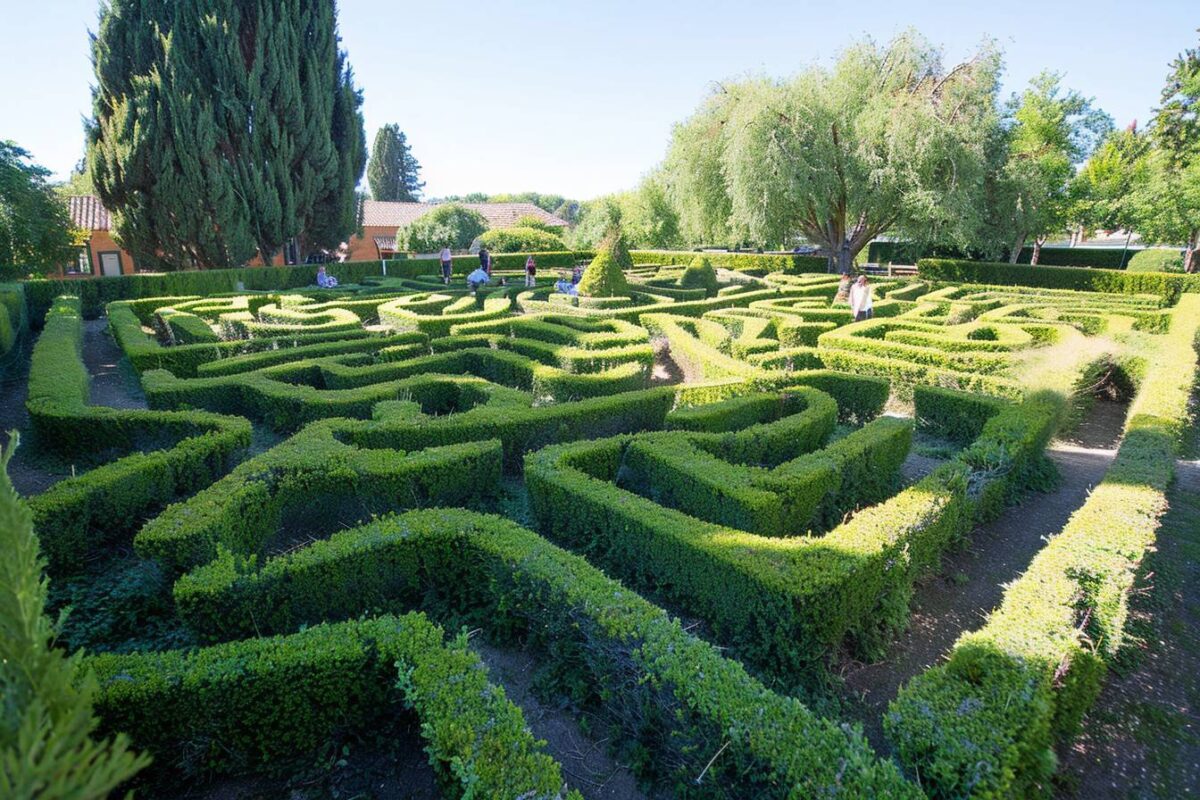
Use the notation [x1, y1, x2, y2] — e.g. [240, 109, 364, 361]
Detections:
[450, 246, 544, 293]
[553, 264, 584, 295]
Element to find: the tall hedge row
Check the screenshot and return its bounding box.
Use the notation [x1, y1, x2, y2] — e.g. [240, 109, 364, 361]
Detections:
[917, 258, 1200, 301]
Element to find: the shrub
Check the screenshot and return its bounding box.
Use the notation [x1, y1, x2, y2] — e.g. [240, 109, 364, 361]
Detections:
[395, 203, 488, 252]
[630, 249, 828, 274]
[171, 508, 920, 798]
[89, 613, 574, 796]
[25, 296, 252, 572]
[577, 241, 632, 298]
[1126, 247, 1184, 273]
[677, 256, 720, 296]
[478, 225, 567, 253]
[0, 434, 150, 794]
[886, 296, 1200, 798]
[917, 258, 1200, 301]
[514, 214, 563, 234]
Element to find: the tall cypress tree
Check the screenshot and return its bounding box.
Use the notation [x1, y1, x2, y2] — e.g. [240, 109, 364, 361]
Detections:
[88, 0, 366, 269]
[367, 124, 424, 202]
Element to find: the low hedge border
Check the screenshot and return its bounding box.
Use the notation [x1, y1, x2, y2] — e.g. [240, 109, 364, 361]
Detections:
[630, 249, 830, 274]
[172, 508, 920, 798]
[918, 258, 1200, 302]
[0, 282, 28, 364]
[88, 613, 576, 797]
[885, 295, 1200, 798]
[25, 296, 252, 573]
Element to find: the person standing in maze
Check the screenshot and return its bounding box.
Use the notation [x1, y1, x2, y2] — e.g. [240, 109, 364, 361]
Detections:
[849, 274, 873, 321]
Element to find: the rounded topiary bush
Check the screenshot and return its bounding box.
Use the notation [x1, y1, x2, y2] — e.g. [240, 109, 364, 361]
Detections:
[678, 256, 719, 297]
[1126, 248, 1184, 273]
[478, 226, 566, 253]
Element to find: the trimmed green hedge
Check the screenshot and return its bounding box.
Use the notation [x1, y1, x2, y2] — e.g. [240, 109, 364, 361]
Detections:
[19, 253, 589, 323]
[918, 258, 1200, 302]
[914, 385, 1008, 445]
[89, 613, 576, 796]
[25, 296, 252, 573]
[870, 241, 1146, 270]
[0, 283, 26, 363]
[631, 249, 829, 274]
[171, 508, 920, 798]
[134, 419, 502, 571]
[886, 296, 1200, 798]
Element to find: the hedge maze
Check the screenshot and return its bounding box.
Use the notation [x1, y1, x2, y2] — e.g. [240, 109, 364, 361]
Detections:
[7, 256, 1199, 798]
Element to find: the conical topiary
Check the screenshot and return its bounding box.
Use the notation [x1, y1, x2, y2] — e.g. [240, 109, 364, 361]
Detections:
[577, 227, 632, 297]
[678, 256, 719, 296]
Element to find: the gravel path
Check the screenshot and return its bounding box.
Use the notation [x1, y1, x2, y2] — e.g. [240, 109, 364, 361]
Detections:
[841, 399, 1127, 753]
[82, 318, 147, 409]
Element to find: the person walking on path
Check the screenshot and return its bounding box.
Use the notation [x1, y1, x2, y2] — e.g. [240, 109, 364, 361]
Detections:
[440, 246, 453, 284]
[849, 275, 873, 321]
[479, 246, 492, 276]
[524, 255, 537, 288]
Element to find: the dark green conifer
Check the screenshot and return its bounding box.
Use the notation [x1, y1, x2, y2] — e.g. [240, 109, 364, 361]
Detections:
[89, 0, 366, 269]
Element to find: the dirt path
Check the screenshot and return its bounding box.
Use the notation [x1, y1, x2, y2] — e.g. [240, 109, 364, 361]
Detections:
[472, 640, 651, 800]
[82, 318, 147, 409]
[1054, 460, 1200, 799]
[841, 399, 1127, 752]
[650, 338, 684, 386]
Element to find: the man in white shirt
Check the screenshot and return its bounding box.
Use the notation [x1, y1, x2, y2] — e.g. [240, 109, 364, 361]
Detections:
[467, 267, 490, 292]
[849, 275, 873, 321]
[440, 247, 453, 284]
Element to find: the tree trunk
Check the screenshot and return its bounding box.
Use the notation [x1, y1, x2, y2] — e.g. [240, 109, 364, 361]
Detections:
[836, 240, 854, 275]
[1008, 234, 1026, 264]
[1031, 237, 1044, 265]
[1186, 230, 1198, 274]
[1118, 229, 1133, 269]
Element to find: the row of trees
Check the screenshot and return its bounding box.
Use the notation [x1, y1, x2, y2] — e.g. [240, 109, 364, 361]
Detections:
[601, 30, 1198, 273]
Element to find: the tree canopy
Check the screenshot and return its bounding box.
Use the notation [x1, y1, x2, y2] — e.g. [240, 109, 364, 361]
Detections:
[367, 124, 424, 202]
[986, 71, 1112, 262]
[661, 32, 1002, 272]
[0, 142, 80, 278]
[396, 204, 488, 252]
[89, 0, 366, 269]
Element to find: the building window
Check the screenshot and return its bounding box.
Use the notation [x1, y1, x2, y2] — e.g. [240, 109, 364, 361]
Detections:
[66, 248, 92, 275]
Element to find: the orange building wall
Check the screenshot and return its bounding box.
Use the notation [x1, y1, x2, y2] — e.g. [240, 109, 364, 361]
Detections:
[346, 226, 391, 262]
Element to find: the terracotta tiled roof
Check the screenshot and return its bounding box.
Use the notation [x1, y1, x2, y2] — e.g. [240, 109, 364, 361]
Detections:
[68, 195, 112, 230]
[361, 200, 568, 230]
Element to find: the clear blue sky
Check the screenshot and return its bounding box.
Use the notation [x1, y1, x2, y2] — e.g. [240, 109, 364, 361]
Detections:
[3, 0, 1195, 200]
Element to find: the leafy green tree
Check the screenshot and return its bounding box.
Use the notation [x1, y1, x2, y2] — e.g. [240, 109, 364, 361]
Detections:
[569, 178, 680, 250]
[367, 124, 424, 202]
[1130, 147, 1200, 272]
[0, 142, 80, 278]
[989, 72, 1112, 263]
[569, 196, 623, 249]
[478, 226, 566, 253]
[0, 433, 151, 796]
[89, 0, 367, 269]
[661, 32, 1002, 272]
[54, 155, 95, 200]
[1068, 125, 1148, 264]
[1138, 33, 1200, 272]
[513, 215, 560, 234]
[396, 204, 488, 252]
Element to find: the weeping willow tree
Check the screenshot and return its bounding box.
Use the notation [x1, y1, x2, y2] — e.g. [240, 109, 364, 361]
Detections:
[663, 31, 1002, 272]
[89, 0, 366, 269]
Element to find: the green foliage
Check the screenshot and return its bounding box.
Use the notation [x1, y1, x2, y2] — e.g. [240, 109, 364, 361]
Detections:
[89, 0, 367, 268]
[914, 385, 1007, 445]
[1069, 127, 1148, 236]
[0, 433, 150, 797]
[661, 32, 1003, 269]
[170, 508, 920, 798]
[983, 71, 1113, 261]
[917, 258, 1200, 300]
[887, 298, 1200, 797]
[396, 203, 488, 252]
[513, 214, 561, 233]
[25, 296, 252, 573]
[577, 230, 632, 297]
[0, 141, 80, 278]
[1127, 248, 1185, 273]
[678, 256, 719, 296]
[89, 614, 572, 796]
[367, 123, 423, 202]
[478, 226, 566, 253]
